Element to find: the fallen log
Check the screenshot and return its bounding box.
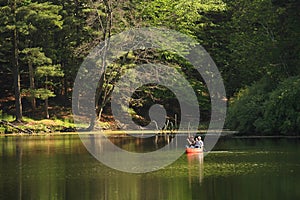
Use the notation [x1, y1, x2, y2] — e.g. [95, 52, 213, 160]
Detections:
[0, 120, 33, 134]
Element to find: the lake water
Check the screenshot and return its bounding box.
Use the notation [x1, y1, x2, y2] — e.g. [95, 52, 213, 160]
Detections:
[0, 135, 299, 200]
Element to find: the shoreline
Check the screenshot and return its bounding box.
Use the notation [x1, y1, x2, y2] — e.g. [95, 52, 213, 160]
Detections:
[1, 130, 300, 139]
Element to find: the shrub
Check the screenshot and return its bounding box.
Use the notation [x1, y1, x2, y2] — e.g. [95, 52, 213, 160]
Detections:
[226, 79, 274, 134]
[254, 76, 300, 135]
[226, 76, 300, 135]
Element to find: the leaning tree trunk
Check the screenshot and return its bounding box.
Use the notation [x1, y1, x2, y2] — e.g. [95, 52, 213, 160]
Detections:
[87, 0, 112, 130]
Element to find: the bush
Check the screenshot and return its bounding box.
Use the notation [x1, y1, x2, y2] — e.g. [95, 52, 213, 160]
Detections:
[226, 78, 274, 134]
[226, 76, 300, 135]
[254, 76, 300, 135]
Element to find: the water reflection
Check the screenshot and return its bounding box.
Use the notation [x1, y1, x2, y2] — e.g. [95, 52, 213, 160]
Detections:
[0, 135, 190, 199]
[187, 153, 204, 187]
[87, 134, 176, 153]
[16, 138, 23, 200]
[2, 136, 300, 200]
[79, 134, 186, 173]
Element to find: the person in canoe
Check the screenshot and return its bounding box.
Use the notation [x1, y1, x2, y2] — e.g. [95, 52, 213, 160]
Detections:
[186, 136, 203, 148]
[195, 136, 204, 148]
[186, 136, 195, 147]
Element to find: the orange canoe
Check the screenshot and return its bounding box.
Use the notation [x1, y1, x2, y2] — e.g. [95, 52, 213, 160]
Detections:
[186, 147, 203, 154]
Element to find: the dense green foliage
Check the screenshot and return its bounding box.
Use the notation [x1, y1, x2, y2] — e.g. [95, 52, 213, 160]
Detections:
[227, 76, 300, 135]
[225, 0, 300, 134]
[224, 0, 300, 95]
[0, 0, 299, 134]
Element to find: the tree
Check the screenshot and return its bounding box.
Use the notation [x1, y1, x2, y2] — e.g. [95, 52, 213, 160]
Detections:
[256, 76, 300, 135]
[226, 76, 300, 135]
[77, 0, 114, 130]
[0, 0, 63, 120]
[21, 48, 52, 110]
[35, 65, 64, 118]
[12, 0, 22, 122]
[225, 0, 300, 134]
[74, 0, 230, 130]
[0, 0, 24, 122]
[224, 0, 300, 95]
[49, 0, 99, 100]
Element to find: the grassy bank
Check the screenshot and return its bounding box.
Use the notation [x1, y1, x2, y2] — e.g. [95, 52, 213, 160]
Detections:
[0, 111, 74, 134]
[0, 110, 110, 134]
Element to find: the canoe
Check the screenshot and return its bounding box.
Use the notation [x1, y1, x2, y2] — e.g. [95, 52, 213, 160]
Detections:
[186, 147, 203, 154]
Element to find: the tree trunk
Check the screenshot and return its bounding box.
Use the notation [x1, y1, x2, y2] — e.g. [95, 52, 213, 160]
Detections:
[45, 76, 49, 119]
[28, 62, 36, 110]
[45, 98, 49, 119]
[12, 0, 22, 122]
[87, 0, 112, 130]
[12, 57, 23, 122]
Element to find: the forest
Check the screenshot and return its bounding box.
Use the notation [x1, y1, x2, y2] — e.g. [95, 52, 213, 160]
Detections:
[0, 0, 299, 135]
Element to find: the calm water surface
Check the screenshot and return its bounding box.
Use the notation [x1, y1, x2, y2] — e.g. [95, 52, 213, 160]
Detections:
[0, 135, 300, 200]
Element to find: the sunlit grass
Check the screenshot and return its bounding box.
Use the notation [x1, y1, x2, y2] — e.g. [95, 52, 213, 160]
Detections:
[0, 110, 15, 121]
[0, 110, 77, 133]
